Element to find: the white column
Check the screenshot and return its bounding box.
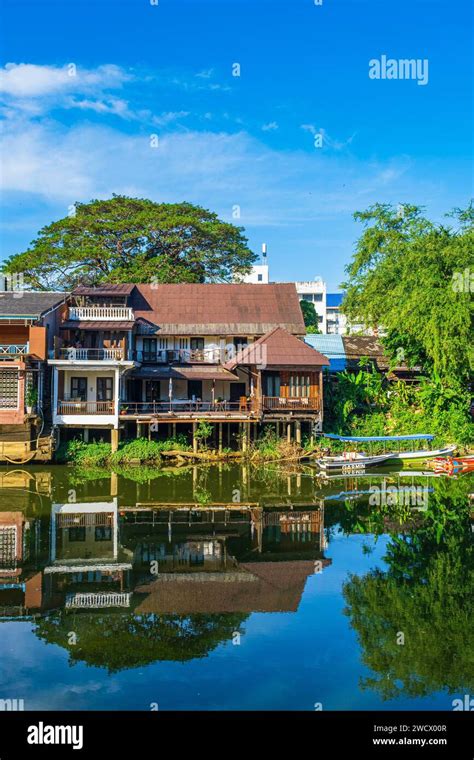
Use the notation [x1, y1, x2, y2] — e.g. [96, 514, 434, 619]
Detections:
[52, 366, 58, 419]
[114, 368, 120, 428]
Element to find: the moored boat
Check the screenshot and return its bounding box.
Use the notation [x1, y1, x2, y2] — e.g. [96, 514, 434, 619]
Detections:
[316, 434, 456, 472]
[432, 455, 474, 476]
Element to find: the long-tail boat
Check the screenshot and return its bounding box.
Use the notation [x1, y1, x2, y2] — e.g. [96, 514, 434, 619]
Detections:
[316, 434, 456, 472]
[432, 455, 474, 476]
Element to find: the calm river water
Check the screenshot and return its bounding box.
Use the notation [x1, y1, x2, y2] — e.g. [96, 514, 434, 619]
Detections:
[0, 463, 472, 710]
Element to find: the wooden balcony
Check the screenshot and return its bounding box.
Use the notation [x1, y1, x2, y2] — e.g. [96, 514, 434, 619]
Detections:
[57, 400, 115, 415]
[119, 399, 256, 417]
[261, 396, 320, 412]
[0, 344, 29, 359]
[68, 306, 134, 321]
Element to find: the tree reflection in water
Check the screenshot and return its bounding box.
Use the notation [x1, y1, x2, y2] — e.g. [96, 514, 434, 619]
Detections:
[343, 483, 474, 699]
[34, 612, 247, 672]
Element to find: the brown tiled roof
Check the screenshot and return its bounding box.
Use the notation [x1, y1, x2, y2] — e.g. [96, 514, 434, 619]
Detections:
[131, 283, 305, 336]
[60, 321, 135, 330]
[73, 284, 135, 296]
[342, 336, 418, 372]
[225, 326, 330, 370]
[133, 366, 239, 381]
[133, 561, 320, 614]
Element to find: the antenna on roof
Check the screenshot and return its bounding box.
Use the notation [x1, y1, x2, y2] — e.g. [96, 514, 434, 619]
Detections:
[262, 243, 267, 264]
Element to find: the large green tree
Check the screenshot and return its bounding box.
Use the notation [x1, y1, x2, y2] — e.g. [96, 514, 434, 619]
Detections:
[342, 203, 474, 381]
[4, 196, 256, 289]
[299, 299, 321, 333]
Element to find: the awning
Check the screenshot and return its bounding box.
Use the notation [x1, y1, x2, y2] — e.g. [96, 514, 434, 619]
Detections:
[132, 366, 240, 381]
[61, 321, 135, 330]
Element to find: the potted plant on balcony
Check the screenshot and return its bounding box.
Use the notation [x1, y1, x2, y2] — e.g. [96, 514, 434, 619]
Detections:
[26, 386, 38, 415]
[120, 405, 129, 416]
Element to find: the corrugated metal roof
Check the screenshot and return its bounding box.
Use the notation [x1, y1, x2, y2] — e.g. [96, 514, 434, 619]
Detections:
[131, 283, 305, 336]
[305, 334, 346, 371]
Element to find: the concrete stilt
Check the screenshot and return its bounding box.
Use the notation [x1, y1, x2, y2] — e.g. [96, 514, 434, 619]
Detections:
[287, 422, 292, 443]
[218, 423, 223, 453]
[243, 424, 248, 453]
[193, 422, 198, 454]
[111, 428, 120, 453]
[295, 420, 301, 445]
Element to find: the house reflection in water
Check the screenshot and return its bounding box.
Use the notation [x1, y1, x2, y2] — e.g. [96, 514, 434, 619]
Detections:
[0, 491, 331, 618]
[46, 499, 132, 611]
[121, 502, 331, 614]
[0, 510, 44, 617]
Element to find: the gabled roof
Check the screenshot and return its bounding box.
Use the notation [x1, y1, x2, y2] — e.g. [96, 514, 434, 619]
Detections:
[0, 291, 68, 318]
[225, 326, 330, 369]
[131, 283, 305, 336]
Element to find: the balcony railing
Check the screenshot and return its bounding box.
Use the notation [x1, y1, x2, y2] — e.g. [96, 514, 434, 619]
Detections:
[133, 348, 233, 364]
[57, 400, 115, 415]
[0, 344, 28, 358]
[68, 306, 134, 321]
[120, 400, 254, 415]
[261, 396, 320, 411]
[56, 347, 125, 361]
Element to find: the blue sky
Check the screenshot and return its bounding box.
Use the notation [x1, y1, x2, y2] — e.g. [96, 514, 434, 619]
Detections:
[0, 0, 472, 289]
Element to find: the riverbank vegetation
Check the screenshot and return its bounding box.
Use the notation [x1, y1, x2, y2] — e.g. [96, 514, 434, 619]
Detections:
[336, 202, 473, 451]
[323, 362, 473, 451]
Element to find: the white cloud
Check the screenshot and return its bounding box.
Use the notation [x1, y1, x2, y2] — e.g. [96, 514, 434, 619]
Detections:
[262, 121, 279, 132]
[0, 106, 424, 229]
[195, 69, 214, 79]
[151, 110, 190, 126]
[0, 62, 129, 98]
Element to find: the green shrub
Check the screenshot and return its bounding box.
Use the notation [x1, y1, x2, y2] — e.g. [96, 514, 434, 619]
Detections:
[57, 440, 112, 466]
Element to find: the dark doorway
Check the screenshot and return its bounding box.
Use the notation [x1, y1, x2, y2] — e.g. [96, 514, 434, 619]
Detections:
[230, 382, 246, 402]
[188, 380, 202, 400]
[145, 380, 161, 402]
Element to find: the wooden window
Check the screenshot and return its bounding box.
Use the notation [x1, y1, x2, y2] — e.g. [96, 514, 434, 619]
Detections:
[288, 374, 310, 398]
[190, 337, 204, 351]
[263, 372, 280, 397]
[70, 377, 87, 401]
[97, 377, 113, 401]
[142, 337, 157, 361]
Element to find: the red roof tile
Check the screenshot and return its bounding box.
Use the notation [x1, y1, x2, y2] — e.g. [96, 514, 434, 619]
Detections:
[226, 326, 330, 369]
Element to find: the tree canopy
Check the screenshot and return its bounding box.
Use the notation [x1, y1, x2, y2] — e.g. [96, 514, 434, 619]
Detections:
[4, 196, 256, 289]
[299, 299, 321, 333]
[341, 203, 474, 381]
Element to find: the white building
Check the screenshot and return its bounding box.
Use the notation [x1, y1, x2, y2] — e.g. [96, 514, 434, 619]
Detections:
[325, 293, 347, 335]
[295, 277, 327, 333]
[239, 243, 269, 284]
